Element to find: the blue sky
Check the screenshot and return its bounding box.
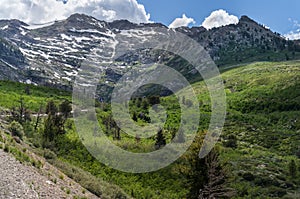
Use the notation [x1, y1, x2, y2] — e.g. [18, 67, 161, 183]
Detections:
[138, 0, 300, 34]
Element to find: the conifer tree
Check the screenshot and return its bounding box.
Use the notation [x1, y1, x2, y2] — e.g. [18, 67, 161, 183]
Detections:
[155, 128, 166, 149]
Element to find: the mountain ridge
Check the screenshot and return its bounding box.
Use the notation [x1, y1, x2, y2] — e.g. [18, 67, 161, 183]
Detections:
[0, 13, 300, 96]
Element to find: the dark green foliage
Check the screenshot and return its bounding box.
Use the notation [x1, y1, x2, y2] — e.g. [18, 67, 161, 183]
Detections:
[101, 114, 121, 139]
[267, 186, 287, 198]
[43, 100, 69, 146]
[43, 115, 57, 144]
[142, 98, 149, 109]
[179, 136, 207, 199]
[59, 100, 72, 120]
[242, 172, 255, 181]
[3, 144, 9, 152]
[296, 148, 300, 158]
[132, 112, 138, 122]
[288, 159, 297, 178]
[9, 121, 24, 140]
[148, 95, 160, 105]
[155, 128, 166, 149]
[43, 148, 57, 160]
[223, 134, 238, 149]
[24, 85, 30, 95]
[46, 100, 58, 115]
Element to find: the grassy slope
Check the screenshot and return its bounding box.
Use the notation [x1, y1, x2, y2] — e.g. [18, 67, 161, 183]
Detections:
[0, 80, 70, 112]
[0, 60, 299, 198]
[211, 61, 300, 198]
[161, 60, 300, 198]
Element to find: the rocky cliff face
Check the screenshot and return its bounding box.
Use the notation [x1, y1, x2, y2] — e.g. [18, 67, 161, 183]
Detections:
[176, 16, 294, 64]
[0, 14, 298, 97]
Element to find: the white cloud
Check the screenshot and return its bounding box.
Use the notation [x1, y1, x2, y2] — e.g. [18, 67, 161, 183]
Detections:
[284, 18, 300, 40]
[169, 14, 195, 29]
[0, 0, 150, 24]
[289, 18, 300, 29]
[284, 32, 300, 40]
[202, 9, 239, 30]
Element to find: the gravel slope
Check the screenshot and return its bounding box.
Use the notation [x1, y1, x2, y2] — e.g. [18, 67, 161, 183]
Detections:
[0, 149, 100, 199]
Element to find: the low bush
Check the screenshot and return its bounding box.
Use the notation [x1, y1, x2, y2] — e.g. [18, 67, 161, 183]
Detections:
[9, 121, 24, 140]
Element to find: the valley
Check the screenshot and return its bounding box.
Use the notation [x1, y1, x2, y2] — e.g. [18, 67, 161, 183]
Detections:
[0, 10, 299, 199]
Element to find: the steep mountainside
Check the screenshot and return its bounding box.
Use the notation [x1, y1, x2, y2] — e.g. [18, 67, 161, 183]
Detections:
[0, 14, 299, 96]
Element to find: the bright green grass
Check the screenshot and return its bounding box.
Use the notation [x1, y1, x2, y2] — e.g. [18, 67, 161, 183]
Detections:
[216, 61, 300, 198]
[0, 80, 70, 112]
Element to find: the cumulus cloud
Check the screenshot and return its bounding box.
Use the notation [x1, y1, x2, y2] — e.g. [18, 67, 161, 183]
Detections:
[202, 9, 239, 30]
[169, 14, 195, 29]
[284, 32, 300, 40]
[0, 0, 150, 24]
[284, 18, 300, 40]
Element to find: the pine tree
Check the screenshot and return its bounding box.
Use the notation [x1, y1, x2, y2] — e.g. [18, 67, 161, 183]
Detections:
[179, 135, 207, 199]
[132, 112, 138, 122]
[155, 128, 166, 149]
[46, 100, 57, 116]
[59, 100, 72, 120]
[142, 99, 149, 110]
[43, 101, 68, 147]
[25, 85, 30, 95]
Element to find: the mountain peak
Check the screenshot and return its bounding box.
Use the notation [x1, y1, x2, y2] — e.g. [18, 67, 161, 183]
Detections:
[108, 19, 138, 30]
[239, 15, 257, 24]
[67, 13, 97, 23]
[0, 19, 28, 28]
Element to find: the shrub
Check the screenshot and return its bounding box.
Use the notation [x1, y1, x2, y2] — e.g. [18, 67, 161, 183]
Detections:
[223, 134, 238, 149]
[3, 144, 9, 152]
[59, 174, 64, 180]
[9, 121, 24, 140]
[43, 149, 57, 160]
[155, 128, 166, 149]
[268, 186, 287, 197]
[242, 172, 255, 181]
[66, 188, 71, 194]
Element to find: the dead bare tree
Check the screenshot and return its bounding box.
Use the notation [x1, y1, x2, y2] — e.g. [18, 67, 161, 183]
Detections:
[10, 97, 31, 124]
[198, 149, 235, 199]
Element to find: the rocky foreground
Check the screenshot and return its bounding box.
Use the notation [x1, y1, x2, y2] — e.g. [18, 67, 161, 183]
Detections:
[0, 148, 99, 199]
